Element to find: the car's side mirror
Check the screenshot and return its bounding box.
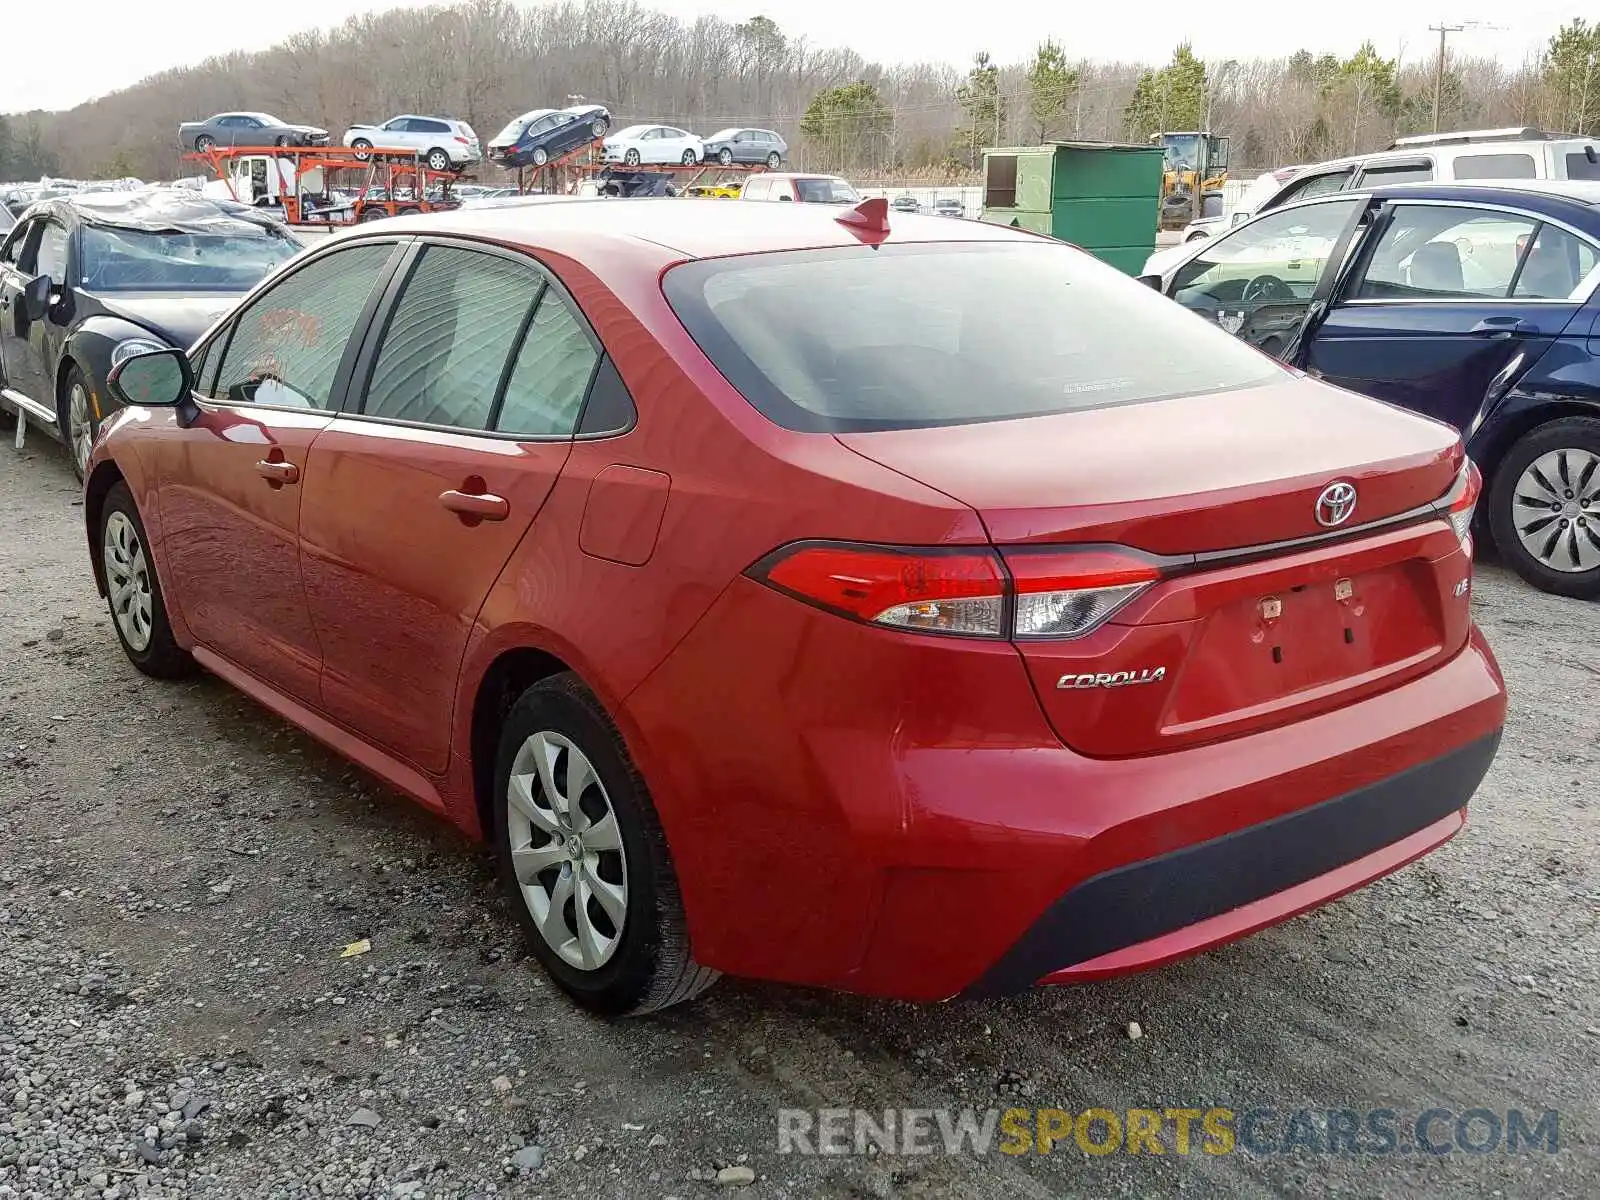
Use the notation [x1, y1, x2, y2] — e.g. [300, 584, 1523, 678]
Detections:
[21, 274, 51, 321]
[109, 348, 193, 409]
[778, 194, 793, 202]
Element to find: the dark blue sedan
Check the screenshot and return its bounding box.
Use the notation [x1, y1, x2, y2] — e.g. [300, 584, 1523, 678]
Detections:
[487, 105, 611, 169]
[1151, 181, 1600, 599]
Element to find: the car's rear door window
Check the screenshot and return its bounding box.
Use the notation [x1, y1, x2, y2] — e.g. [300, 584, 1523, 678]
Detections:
[1452, 152, 1538, 180]
[1511, 224, 1600, 299]
[495, 288, 599, 436]
[361, 244, 543, 430]
[1352, 205, 1539, 299]
[664, 241, 1283, 433]
[207, 241, 396, 409]
[1354, 159, 1434, 186]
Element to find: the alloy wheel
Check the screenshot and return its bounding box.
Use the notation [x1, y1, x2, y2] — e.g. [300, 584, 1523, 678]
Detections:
[505, 730, 629, 971]
[68, 382, 93, 475]
[103, 511, 154, 652]
[1511, 448, 1600, 573]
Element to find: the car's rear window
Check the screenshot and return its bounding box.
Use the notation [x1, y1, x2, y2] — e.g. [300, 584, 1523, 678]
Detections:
[1565, 151, 1600, 181]
[662, 242, 1283, 433]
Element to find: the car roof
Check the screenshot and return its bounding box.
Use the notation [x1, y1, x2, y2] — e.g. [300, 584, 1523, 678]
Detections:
[1274, 180, 1600, 230]
[349, 195, 1033, 260]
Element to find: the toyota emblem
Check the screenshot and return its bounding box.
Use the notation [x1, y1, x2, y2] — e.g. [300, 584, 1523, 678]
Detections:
[1315, 481, 1358, 527]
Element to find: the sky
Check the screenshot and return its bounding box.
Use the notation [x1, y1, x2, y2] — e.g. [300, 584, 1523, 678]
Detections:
[1, 0, 1591, 114]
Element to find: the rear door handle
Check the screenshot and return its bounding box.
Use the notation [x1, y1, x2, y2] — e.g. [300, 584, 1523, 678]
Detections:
[255, 459, 299, 484]
[1470, 317, 1536, 338]
[440, 488, 509, 521]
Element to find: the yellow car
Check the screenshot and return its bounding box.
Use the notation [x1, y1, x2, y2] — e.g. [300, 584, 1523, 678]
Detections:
[686, 184, 741, 199]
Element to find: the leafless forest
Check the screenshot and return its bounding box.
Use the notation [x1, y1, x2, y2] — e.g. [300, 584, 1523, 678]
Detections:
[1, 0, 1596, 183]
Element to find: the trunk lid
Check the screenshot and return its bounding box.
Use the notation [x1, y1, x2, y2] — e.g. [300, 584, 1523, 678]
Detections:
[838, 378, 1473, 757]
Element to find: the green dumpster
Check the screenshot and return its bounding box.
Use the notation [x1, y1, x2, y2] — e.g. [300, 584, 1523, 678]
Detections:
[980, 141, 1164, 275]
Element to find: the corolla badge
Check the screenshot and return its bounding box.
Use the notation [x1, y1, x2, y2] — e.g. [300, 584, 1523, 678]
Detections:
[1057, 667, 1167, 690]
[1315, 481, 1358, 528]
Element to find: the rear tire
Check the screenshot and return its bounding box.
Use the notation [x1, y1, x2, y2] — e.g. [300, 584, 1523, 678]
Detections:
[531, 147, 549, 167]
[100, 482, 195, 680]
[426, 147, 450, 172]
[1487, 416, 1600, 599]
[194, 135, 215, 153]
[766, 151, 781, 169]
[351, 138, 373, 161]
[493, 673, 718, 1016]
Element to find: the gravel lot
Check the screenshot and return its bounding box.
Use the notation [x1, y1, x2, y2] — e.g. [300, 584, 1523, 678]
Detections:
[1, 437, 1597, 1199]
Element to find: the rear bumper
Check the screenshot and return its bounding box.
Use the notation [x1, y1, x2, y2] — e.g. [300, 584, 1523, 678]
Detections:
[967, 730, 1498, 996]
[621, 577, 1507, 1003]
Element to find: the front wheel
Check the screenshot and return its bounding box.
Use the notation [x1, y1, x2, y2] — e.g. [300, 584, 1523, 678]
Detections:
[717, 148, 733, 166]
[275, 135, 292, 147]
[623, 148, 641, 167]
[1487, 416, 1600, 598]
[100, 482, 195, 679]
[590, 118, 609, 138]
[61, 364, 96, 482]
[493, 673, 718, 1015]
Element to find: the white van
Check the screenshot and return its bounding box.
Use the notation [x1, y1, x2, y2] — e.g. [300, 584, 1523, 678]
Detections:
[1182, 128, 1600, 243]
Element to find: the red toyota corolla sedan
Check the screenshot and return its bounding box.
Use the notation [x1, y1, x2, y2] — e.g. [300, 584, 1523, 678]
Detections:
[85, 198, 1507, 1015]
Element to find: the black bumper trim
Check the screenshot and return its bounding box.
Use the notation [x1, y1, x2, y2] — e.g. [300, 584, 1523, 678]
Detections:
[964, 730, 1501, 998]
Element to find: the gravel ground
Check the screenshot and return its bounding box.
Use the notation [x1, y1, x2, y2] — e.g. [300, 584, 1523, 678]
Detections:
[1, 438, 1597, 1199]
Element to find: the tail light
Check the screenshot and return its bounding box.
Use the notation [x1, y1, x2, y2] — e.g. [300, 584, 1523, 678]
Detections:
[455, 136, 471, 144]
[1003, 547, 1163, 639]
[749, 542, 1163, 641]
[1446, 460, 1482, 550]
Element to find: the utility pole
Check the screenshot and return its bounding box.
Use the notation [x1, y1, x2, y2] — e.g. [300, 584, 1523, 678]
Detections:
[1429, 22, 1464, 133]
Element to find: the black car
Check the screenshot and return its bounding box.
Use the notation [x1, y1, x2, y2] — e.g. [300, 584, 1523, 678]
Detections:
[0, 189, 301, 478]
[487, 105, 611, 169]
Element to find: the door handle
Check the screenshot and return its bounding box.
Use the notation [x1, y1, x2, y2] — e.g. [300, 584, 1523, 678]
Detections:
[254, 459, 299, 484]
[440, 488, 509, 522]
[1470, 317, 1535, 338]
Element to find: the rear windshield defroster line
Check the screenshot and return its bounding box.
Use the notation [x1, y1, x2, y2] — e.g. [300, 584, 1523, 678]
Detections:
[661, 242, 1283, 434]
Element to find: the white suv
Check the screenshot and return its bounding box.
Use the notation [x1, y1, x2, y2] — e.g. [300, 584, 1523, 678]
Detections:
[342, 115, 482, 171]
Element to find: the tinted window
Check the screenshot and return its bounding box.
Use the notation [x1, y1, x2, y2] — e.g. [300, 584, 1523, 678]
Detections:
[795, 178, 859, 203]
[363, 245, 542, 430]
[1513, 224, 1600, 299]
[1271, 169, 1353, 207]
[1453, 153, 1537, 180]
[418, 119, 450, 134]
[1353, 205, 1537, 300]
[209, 242, 394, 409]
[1357, 161, 1434, 185]
[663, 242, 1282, 433]
[35, 222, 69, 284]
[496, 288, 599, 436]
[1565, 151, 1600, 181]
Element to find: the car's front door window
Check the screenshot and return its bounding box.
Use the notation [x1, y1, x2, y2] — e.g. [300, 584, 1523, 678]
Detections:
[1351, 205, 1540, 300]
[1173, 200, 1362, 313]
[34, 222, 68, 286]
[208, 241, 397, 409]
[360, 244, 543, 430]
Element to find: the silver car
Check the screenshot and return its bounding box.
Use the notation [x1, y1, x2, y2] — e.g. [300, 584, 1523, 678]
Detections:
[178, 112, 329, 153]
[700, 128, 787, 168]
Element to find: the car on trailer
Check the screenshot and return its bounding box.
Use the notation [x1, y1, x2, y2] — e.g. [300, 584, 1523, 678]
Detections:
[603, 125, 705, 166]
[0, 189, 300, 477]
[488, 106, 612, 169]
[342, 115, 483, 172]
[178, 112, 329, 152]
[699, 128, 787, 168]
